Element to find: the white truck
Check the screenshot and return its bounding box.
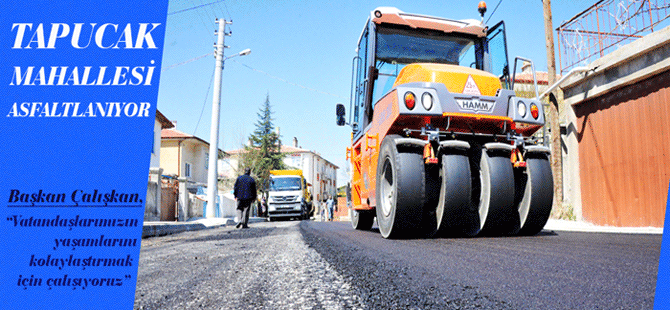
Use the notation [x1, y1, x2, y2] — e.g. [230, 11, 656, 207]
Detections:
[267, 170, 312, 221]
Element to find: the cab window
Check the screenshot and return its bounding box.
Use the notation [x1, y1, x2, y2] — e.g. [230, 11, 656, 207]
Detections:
[373, 25, 481, 103]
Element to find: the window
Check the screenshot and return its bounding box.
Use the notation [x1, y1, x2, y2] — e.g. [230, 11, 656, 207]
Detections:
[184, 162, 192, 178]
[269, 177, 302, 191]
[485, 21, 511, 89]
[373, 25, 481, 103]
[353, 25, 369, 132]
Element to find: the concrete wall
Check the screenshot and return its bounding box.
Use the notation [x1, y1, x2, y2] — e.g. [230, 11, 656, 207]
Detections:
[561, 25, 670, 227]
[145, 167, 163, 221]
[171, 178, 236, 221]
[219, 193, 237, 218]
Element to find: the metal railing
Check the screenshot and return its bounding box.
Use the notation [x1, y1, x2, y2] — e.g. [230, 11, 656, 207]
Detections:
[557, 0, 670, 74]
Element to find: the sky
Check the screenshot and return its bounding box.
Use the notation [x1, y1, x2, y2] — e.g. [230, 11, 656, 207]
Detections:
[156, 0, 602, 183]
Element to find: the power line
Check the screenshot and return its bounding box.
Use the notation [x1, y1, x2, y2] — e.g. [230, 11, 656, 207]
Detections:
[229, 59, 347, 100]
[168, 0, 227, 15]
[182, 0, 215, 35]
[162, 52, 214, 72]
[221, 0, 233, 20]
[199, 0, 217, 23]
[193, 67, 217, 135]
[207, 0, 222, 19]
[486, 0, 504, 24]
[214, 0, 226, 19]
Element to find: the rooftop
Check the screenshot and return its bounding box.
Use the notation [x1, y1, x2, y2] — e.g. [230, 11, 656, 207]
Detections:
[226, 144, 311, 155]
[161, 128, 218, 153]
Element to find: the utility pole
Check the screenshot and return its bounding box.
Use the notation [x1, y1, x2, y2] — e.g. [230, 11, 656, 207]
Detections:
[543, 0, 563, 211]
[206, 18, 230, 218]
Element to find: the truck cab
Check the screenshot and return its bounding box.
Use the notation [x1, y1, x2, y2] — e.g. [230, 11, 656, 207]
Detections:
[266, 170, 311, 221]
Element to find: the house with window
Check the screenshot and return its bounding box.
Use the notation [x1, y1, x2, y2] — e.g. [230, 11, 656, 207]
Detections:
[222, 137, 339, 202]
[513, 61, 553, 97]
[160, 126, 218, 185]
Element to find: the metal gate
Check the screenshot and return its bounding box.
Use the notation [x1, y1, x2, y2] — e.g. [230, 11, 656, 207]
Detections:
[161, 177, 178, 221]
[574, 69, 670, 227]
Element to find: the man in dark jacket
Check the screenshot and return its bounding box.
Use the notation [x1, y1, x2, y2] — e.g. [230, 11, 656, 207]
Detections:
[234, 167, 257, 228]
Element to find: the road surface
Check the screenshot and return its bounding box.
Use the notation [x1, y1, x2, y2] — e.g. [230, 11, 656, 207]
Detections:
[134, 220, 661, 309]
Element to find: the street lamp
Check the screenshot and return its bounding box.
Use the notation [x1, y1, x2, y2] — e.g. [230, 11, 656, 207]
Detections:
[236, 48, 251, 57]
[206, 19, 251, 218]
[223, 48, 251, 64]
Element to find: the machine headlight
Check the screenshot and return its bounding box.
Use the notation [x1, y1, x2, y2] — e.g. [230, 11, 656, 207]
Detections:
[421, 92, 433, 110]
[268, 205, 276, 211]
[294, 204, 302, 210]
[517, 100, 527, 117]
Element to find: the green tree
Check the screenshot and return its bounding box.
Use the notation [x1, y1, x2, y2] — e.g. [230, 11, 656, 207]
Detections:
[239, 94, 286, 194]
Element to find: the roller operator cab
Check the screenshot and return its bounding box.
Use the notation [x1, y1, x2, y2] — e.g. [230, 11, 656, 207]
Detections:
[336, 5, 553, 239]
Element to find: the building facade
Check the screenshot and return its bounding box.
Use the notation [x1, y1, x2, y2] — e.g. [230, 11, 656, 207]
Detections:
[160, 127, 213, 185]
[223, 138, 339, 202]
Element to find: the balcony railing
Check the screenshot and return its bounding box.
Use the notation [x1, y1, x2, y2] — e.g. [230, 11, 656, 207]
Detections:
[557, 0, 670, 74]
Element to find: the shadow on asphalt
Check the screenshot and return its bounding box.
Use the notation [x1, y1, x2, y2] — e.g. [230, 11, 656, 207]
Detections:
[319, 222, 559, 240]
[474, 229, 560, 239]
[536, 230, 559, 236]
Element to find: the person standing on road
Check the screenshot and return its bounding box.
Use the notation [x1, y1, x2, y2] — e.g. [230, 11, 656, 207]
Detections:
[326, 195, 335, 222]
[234, 167, 257, 229]
[260, 195, 267, 217]
[316, 199, 324, 221]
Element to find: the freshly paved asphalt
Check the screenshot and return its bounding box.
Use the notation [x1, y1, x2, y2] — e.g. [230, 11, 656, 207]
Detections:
[303, 221, 661, 309]
[135, 219, 662, 309]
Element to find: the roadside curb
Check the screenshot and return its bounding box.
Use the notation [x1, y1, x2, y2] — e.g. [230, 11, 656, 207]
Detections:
[142, 217, 267, 238]
[544, 219, 663, 234]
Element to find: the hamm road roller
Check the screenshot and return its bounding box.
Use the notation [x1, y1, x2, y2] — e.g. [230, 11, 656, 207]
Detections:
[336, 4, 553, 239]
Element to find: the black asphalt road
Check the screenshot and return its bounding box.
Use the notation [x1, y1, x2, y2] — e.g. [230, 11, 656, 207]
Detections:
[302, 221, 661, 309]
[134, 220, 661, 309]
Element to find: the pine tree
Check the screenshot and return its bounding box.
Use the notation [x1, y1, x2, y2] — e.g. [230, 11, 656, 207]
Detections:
[240, 93, 286, 194]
